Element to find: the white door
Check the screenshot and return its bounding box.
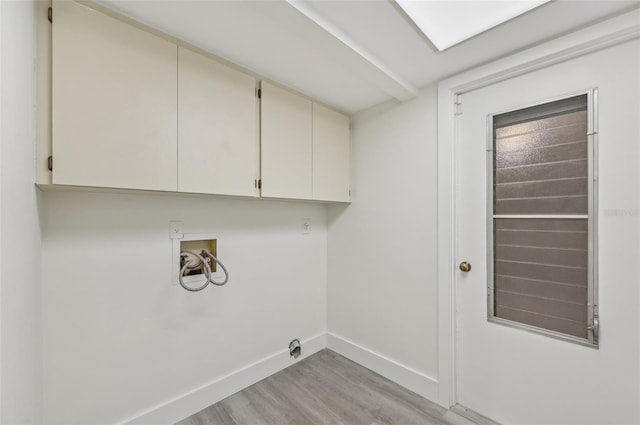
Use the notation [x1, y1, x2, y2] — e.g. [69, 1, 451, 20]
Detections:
[455, 40, 639, 424]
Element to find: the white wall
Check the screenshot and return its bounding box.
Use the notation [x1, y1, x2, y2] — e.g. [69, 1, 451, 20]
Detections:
[0, 0, 43, 423]
[33, 6, 639, 425]
[41, 192, 327, 424]
[327, 84, 439, 394]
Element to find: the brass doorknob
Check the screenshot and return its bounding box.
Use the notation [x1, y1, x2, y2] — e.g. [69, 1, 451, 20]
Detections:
[459, 261, 471, 272]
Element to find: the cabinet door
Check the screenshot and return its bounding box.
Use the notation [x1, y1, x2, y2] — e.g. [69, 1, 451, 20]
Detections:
[261, 82, 312, 199]
[52, 1, 177, 191]
[312, 104, 351, 202]
[178, 48, 259, 196]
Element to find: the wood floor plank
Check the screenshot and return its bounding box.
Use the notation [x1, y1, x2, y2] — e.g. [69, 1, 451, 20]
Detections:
[176, 349, 478, 425]
[191, 403, 236, 425]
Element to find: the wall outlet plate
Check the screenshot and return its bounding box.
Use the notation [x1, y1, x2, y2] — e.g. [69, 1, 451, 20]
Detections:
[169, 221, 184, 239]
[302, 218, 311, 235]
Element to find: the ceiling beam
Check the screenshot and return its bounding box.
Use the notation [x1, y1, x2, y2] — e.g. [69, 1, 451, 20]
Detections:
[286, 0, 419, 102]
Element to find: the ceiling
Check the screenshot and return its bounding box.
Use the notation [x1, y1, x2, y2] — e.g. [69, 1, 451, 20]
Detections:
[98, 0, 639, 114]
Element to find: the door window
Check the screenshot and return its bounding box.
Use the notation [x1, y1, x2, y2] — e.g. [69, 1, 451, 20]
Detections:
[488, 93, 598, 345]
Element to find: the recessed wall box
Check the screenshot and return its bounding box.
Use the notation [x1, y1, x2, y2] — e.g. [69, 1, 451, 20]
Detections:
[180, 239, 217, 274]
[171, 232, 222, 286]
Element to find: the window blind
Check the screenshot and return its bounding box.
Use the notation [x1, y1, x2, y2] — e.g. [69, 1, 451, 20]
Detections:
[492, 94, 589, 339]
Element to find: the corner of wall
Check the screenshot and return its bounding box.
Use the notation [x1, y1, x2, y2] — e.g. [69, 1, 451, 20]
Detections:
[326, 84, 440, 402]
[0, 0, 44, 423]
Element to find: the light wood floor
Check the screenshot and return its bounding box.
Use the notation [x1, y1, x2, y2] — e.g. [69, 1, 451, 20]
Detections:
[176, 349, 477, 425]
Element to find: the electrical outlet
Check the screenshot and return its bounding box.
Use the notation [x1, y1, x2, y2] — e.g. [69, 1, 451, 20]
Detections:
[302, 218, 311, 235]
[169, 221, 184, 240]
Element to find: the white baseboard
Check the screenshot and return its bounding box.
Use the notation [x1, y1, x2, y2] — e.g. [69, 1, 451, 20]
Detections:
[326, 332, 440, 404]
[121, 332, 326, 425]
[121, 332, 441, 424]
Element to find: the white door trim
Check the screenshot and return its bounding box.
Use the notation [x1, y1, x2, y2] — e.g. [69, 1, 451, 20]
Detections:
[436, 8, 640, 408]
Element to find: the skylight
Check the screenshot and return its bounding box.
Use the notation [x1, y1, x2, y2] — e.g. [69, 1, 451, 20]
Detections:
[396, 0, 551, 51]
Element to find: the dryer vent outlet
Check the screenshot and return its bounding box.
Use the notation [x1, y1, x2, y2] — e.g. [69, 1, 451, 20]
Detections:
[289, 339, 301, 359]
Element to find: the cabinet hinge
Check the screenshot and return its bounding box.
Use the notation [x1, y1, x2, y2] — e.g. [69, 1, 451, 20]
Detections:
[48, 7, 52, 23]
[257, 88, 262, 99]
[255, 179, 262, 189]
[258, 179, 262, 189]
[454, 94, 463, 116]
[47, 156, 53, 171]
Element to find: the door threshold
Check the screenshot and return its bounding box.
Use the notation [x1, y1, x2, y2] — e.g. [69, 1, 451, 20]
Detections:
[450, 404, 501, 425]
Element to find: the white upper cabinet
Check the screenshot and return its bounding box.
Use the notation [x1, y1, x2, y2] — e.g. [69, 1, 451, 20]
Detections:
[47, 2, 350, 202]
[178, 47, 259, 197]
[260, 82, 351, 202]
[260, 82, 313, 200]
[52, 1, 178, 191]
[312, 104, 351, 202]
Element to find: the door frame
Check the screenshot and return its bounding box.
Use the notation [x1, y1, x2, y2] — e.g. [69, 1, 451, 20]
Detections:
[435, 10, 640, 409]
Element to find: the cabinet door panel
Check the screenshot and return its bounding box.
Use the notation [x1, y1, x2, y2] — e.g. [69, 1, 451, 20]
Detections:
[313, 104, 351, 202]
[178, 48, 259, 196]
[261, 82, 312, 199]
[52, 1, 177, 191]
